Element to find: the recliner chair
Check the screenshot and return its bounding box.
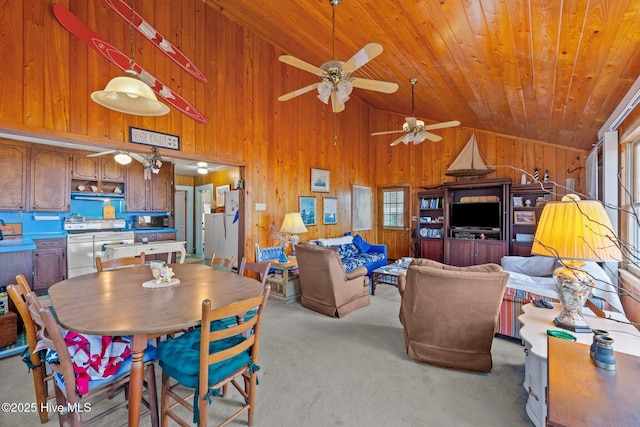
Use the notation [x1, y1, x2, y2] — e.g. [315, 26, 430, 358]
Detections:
[295, 244, 370, 318]
[398, 259, 509, 372]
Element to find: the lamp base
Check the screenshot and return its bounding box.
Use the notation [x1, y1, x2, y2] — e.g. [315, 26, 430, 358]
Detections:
[553, 260, 593, 334]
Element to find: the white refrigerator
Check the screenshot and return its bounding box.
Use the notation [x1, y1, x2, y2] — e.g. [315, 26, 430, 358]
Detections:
[204, 189, 241, 267]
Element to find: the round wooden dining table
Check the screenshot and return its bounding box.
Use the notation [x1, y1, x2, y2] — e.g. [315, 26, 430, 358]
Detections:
[47, 263, 264, 427]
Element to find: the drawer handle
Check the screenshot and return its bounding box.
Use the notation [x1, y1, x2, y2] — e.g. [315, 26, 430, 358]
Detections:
[528, 386, 539, 401]
[524, 348, 528, 355]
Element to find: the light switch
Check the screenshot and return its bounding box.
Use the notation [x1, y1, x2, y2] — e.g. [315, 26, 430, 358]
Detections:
[255, 203, 266, 211]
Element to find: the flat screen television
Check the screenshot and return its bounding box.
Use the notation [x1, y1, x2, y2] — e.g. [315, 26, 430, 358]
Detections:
[450, 202, 501, 229]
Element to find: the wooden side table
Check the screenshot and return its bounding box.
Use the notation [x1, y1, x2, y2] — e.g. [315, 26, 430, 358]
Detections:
[518, 302, 640, 427]
[264, 258, 300, 304]
[547, 337, 640, 427]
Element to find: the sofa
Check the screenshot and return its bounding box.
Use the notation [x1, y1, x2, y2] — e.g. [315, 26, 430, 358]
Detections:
[294, 243, 370, 318]
[498, 256, 624, 340]
[398, 259, 510, 372]
[310, 234, 387, 276]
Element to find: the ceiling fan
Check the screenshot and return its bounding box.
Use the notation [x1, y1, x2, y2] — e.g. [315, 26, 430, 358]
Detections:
[88, 146, 163, 178]
[277, 0, 398, 113]
[371, 79, 461, 146]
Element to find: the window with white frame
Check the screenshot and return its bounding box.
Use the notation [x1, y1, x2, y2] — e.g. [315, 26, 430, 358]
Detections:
[381, 187, 407, 230]
[626, 137, 640, 275]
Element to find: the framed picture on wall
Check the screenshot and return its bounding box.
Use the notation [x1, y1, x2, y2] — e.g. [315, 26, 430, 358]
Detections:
[311, 168, 330, 193]
[352, 185, 372, 231]
[323, 197, 337, 224]
[514, 211, 536, 224]
[215, 184, 231, 208]
[299, 196, 317, 226]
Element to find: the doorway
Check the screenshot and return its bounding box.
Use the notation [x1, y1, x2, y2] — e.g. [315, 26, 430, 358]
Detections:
[195, 184, 213, 254]
[174, 186, 194, 253]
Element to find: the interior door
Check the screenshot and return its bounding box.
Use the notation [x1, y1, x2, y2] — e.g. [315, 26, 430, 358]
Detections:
[174, 190, 186, 244]
[195, 184, 213, 254]
[174, 185, 194, 253]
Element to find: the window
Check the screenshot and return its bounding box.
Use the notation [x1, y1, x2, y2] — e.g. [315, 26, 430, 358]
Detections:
[381, 187, 407, 230]
[625, 137, 640, 275]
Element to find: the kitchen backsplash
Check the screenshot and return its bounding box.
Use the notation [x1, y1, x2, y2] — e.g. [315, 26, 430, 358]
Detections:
[0, 198, 170, 235]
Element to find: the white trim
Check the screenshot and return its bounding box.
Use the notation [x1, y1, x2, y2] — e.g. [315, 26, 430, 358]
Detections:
[598, 75, 640, 140]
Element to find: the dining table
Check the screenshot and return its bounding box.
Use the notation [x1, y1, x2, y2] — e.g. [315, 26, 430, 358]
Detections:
[47, 263, 265, 427]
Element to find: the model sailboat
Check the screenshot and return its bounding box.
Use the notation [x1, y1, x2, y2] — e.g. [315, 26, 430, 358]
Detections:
[445, 133, 495, 178]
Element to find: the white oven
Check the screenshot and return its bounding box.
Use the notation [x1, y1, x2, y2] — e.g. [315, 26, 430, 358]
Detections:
[67, 231, 134, 278]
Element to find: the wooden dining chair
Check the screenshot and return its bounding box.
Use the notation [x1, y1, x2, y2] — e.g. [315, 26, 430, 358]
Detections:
[25, 292, 160, 427]
[96, 252, 146, 272]
[7, 279, 55, 424]
[209, 251, 235, 272]
[158, 283, 271, 427]
[237, 257, 271, 286]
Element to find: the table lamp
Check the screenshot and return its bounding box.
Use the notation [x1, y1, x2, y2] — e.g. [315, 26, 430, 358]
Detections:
[279, 212, 308, 261]
[531, 194, 622, 332]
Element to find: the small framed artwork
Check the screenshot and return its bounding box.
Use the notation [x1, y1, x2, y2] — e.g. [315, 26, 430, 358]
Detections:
[299, 196, 317, 226]
[513, 196, 524, 207]
[352, 185, 372, 231]
[323, 197, 337, 224]
[514, 211, 536, 225]
[311, 168, 330, 193]
[215, 184, 231, 207]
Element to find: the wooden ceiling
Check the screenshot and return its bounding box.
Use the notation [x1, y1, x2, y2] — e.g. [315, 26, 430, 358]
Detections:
[203, 0, 640, 151]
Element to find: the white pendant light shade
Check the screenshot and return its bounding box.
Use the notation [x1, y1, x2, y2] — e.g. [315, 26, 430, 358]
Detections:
[317, 81, 332, 104]
[91, 70, 170, 116]
[114, 152, 132, 165]
[197, 167, 208, 174]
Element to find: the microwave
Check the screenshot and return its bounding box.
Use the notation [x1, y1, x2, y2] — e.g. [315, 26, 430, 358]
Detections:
[134, 215, 169, 229]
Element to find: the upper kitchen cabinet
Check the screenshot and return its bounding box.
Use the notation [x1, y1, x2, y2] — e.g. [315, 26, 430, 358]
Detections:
[30, 146, 71, 211]
[126, 162, 173, 212]
[72, 154, 125, 182]
[0, 141, 28, 210]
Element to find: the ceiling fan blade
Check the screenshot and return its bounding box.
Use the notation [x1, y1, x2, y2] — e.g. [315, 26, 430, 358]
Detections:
[278, 83, 320, 101]
[371, 129, 405, 136]
[351, 78, 399, 94]
[422, 131, 443, 142]
[87, 150, 116, 157]
[423, 120, 461, 130]
[341, 43, 383, 73]
[331, 92, 345, 113]
[279, 55, 324, 76]
[390, 134, 406, 146]
[130, 153, 145, 164]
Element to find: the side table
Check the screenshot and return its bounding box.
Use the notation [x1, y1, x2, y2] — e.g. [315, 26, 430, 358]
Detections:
[518, 302, 640, 427]
[371, 265, 407, 295]
[264, 258, 300, 304]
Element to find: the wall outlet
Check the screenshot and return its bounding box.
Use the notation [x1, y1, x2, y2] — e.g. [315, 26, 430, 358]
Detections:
[255, 203, 266, 211]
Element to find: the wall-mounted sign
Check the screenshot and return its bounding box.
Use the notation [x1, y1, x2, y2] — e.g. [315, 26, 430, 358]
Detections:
[129, 127, 180, 151]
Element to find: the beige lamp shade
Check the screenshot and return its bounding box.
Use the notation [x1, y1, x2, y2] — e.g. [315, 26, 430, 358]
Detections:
[531, 195, 622, 262]
[280, 212, 308, 235]
[91, 69, 170, 116]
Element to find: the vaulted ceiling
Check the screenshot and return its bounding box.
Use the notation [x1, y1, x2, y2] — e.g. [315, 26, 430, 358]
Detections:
[204, 0, 640, 151]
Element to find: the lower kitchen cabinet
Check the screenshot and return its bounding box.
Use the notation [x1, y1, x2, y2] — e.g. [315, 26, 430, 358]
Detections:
[33, 238, 67, 292]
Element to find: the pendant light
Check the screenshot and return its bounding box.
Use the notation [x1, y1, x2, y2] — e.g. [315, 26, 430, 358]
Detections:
[91, 0, 169, 116]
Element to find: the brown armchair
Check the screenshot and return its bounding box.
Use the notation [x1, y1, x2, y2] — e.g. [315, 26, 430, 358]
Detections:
[398, 259, 509, 372]
[295, 244, 370, 318]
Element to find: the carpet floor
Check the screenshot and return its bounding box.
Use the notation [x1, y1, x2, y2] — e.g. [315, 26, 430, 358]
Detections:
[0, 283, 533, 426]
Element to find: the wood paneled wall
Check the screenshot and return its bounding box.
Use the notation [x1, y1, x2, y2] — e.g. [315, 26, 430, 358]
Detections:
[0, 0, 587, 261]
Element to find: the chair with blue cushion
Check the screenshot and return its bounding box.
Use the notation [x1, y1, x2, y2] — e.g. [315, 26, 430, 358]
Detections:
[25, 292, 159, 427]
[158, 283, 271, 427]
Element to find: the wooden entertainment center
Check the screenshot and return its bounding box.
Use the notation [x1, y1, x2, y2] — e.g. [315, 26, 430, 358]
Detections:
[417, 178, 557, 266]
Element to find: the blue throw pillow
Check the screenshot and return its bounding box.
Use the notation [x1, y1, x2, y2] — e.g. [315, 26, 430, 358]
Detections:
[352, 235, 371, 253]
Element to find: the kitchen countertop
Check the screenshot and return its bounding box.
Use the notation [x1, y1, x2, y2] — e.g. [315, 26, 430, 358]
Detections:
[133, 228, 178, 234]
[0, 236, 36, 253]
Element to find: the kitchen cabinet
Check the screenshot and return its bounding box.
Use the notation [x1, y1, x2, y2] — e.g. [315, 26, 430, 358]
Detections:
[0, 250, 33, 290]
[444, 238, 508, 267]
[32, 238, 66, 292]
[71, 154, 125, 195]
[0, 141, 28, 210]
[30, 146, 71, 212]
[126, 162, 173, 212]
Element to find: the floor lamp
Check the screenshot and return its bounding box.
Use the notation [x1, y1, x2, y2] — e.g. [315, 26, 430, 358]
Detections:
[531, 194, 622, 332]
